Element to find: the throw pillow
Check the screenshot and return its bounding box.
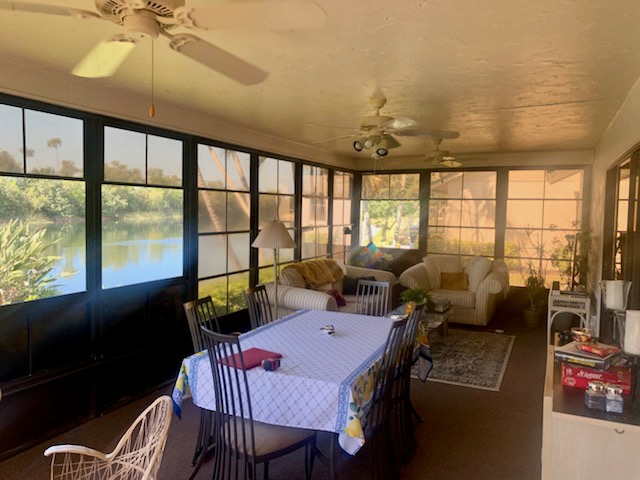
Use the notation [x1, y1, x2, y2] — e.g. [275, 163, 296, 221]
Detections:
[342, 275, 359, 294]
[327, 288, 347, 307]
[440, 272, 468, 290]
[366, 242, 384, 265]
[464, 256, 493, 292]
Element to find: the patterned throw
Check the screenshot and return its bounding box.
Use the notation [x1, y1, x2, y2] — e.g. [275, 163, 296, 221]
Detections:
[285, 259, 344, 288]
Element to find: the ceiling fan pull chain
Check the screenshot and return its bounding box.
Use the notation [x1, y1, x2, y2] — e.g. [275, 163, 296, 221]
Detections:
[149, 38, 155, 118]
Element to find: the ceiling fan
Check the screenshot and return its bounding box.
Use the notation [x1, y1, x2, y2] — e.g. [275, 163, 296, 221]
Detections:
[313, 94, 459, 158]
[426, 137, 462, 168]
[0, 0, 326, 84]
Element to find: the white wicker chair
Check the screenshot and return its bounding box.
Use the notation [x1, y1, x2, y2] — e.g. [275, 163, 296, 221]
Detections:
[44, 395, 172, 480]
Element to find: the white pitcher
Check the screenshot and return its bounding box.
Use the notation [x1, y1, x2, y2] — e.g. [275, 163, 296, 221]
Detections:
[601, 280, 632, 310]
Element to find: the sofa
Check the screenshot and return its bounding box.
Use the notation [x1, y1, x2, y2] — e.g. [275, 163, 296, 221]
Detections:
[399, 255, 509, 326]
[264, 258, 396, 318]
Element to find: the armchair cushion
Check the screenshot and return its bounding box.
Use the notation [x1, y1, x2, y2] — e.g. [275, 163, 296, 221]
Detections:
[424, 255, 462, 289]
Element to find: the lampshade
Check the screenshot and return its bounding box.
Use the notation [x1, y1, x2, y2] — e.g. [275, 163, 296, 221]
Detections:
[251, 221, 295, 249]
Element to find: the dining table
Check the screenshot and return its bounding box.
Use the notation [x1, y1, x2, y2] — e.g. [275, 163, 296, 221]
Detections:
[171, 309, 395, 455]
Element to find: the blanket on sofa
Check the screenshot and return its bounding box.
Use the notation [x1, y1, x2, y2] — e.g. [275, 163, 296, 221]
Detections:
[285, 259, 344, 288]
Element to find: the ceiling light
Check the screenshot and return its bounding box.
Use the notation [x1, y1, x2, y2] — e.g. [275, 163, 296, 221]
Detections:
[376, 146, 388, 157]
[353, 140, 364, 151]
[363, 135, 380, 149]
[376, 137, 390, 156]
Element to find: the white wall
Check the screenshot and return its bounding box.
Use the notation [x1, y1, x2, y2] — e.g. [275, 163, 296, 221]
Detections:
[590, 77, 640, 312]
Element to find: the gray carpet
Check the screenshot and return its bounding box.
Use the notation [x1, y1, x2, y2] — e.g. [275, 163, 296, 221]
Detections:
[415, 329, 515, 391]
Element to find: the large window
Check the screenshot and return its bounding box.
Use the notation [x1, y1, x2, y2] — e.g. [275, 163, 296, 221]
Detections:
[258, 157, 296, 283]
[0, 105, 86, 305]
[301, 165, 329, 259]
[197, 145, 251, 315]
[505, 169, 583, 287]
[102, 127, 183, 289]
[427, 171, 497, 259]
[331, 171, 353, 263]
[360, 173, 420, 248]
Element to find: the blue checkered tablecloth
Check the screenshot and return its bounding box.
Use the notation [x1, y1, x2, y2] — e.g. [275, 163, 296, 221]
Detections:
[172, 309, 393, 455]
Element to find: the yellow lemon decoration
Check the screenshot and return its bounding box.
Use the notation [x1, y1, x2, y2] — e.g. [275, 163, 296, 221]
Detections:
[345, 418, 363, 438]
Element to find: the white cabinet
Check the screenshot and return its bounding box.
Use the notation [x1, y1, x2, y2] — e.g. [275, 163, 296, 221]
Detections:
[542, 348, 640, 479]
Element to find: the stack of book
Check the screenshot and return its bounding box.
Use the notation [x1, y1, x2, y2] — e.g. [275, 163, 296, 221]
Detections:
[554, 341, 621, 370]
[555, 341, 632, 394]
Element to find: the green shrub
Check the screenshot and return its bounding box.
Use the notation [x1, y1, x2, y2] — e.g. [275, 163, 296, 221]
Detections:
[0, 219, 60, 305]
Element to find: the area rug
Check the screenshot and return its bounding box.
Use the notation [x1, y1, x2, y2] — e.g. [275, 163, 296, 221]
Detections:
[413, 329, 515, 391]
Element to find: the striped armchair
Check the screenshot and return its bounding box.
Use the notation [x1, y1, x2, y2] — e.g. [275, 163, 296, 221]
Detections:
[266, 259, 396, 317]
[399, 255, 509, 326]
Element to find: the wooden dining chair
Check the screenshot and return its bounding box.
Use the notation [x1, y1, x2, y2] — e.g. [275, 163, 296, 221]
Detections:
[363, 318, 408, 480]
[245, 284, 274, 329]
[200, 326, 316, 480]
[354, 279, 390, 316]
[44, 395, 172, 480]
[182, 296, 221, 479]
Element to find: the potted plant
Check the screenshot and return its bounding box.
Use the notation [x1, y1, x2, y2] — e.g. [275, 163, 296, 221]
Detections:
[399, 287, 431, 314]
[523, 263, 547, 327]
[550, 224, 591, 291]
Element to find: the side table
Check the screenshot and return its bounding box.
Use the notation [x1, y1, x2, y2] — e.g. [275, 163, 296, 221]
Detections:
[547, 291, 591, 345]
[388, 303, 453, 343]
[422, 307, 453, 343]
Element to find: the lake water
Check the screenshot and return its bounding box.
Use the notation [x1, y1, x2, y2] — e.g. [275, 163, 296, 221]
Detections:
[43, 222, 184, 293]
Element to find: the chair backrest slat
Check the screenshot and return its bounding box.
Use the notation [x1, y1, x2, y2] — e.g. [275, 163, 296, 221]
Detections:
[183, 296, 221, 353]
[201, 327, 257, 479]
[245, 285, 274, 329]
[365, 319, 407, 433]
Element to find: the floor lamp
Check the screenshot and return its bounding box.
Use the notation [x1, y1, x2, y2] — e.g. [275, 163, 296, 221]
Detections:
[251, 221, 295, 319]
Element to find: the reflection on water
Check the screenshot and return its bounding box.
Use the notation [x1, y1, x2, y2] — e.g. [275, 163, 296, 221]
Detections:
[42, 221, 184, 293]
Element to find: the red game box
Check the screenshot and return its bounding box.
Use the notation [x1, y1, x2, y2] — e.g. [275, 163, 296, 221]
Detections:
[561, 363, 632, 395]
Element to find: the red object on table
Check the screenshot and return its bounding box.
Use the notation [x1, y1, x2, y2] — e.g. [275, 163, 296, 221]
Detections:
[219, 347, 282, 370]
[561, 362, 632, 395]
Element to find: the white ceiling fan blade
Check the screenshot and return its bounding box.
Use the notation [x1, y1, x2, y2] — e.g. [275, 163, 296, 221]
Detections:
[0, 1, 99, 19]
[440, 159, 462, 168]
[165, 33, 268, 85]
[174, 1, 326, 31]
[384, 135, 401, 149]
[72, 35, 138, 78]
[382, 117, 417, 132]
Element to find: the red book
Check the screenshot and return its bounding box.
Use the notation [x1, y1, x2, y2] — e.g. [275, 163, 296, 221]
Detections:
[219, 347, 282, 370]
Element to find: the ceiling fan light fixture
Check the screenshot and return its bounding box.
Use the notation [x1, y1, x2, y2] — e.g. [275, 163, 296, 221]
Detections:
[353, 140, 364, 152]
[363, 135, 379, 149]
[376, 136, 391, 156]
[123, 11, 160, 38]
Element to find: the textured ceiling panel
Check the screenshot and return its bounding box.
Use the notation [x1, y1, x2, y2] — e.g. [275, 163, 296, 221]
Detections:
[0, 0, 639, 165]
